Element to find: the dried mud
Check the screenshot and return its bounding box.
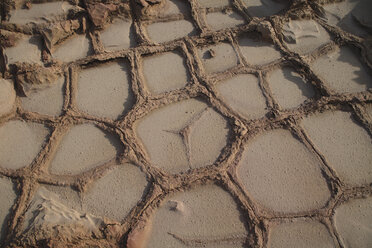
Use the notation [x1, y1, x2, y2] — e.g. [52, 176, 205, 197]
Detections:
[0, 0, 371, 247]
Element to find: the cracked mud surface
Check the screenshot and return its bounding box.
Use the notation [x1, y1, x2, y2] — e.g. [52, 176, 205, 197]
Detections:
[0, 0, 372, 247]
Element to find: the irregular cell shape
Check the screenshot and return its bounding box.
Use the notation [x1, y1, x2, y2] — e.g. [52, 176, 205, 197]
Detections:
[334, 197, 372, 248]
[146, 184, 247, 247]
[23, 187, 103, 239]
[206, 10, 245, 31]
[83, 164, 148, 221]
[268, 220, 335, 248]
[53, 35, 91, 62]
[136, 98, 230, 174]
[100, 19, 134, 51]
[147, 20, 196, 43]
[323, 0, 370, 37]
[302, 111, 372, 185]
[160, 0, 189, 15]
[49, 124, 121, 175]
[20, 76, 64, 116]
[0, 177, 16, 242]
[77, 61, 133, 119]
[0, 121, 49, 170]
[243, 0, 288, 17]
[8, 1, 73, 25]
[198, 0, 230, 8]
[238, 35, 281, 65]
[0, 79, 16, 117]
[143, 51, 189, 94]
[217, 74, 267, 120]
[268, 67, 315, 109]
[4, 36, 42, 65]
[238, 129, 330, 213]
[312, 46, 372, 93]
[198, 42, 239, 73]
[282, 20, 331, 54]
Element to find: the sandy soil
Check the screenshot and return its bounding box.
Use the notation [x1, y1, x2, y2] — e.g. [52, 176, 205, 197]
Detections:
[0, 0, 371, 247]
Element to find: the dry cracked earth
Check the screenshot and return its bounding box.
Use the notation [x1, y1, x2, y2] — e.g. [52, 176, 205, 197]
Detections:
[0, 0, 372, 247]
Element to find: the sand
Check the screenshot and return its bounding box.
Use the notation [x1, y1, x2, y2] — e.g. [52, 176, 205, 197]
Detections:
[49, 124, 121, 175]
[0, 121, 49, 170]
[0, 177, 16, 242]
[206, 11, 245, 31]
[238, 129, 330, 213]
[145, 184, 247, 247]
[142, 51, 189, 94]
[8, 1, 73, 25]
[100, 19, 135, 51]
[268, 67, 315, 109]
[0, 79, 16, 117]
[282, 19, 331, 55]
[302, 110, 372, 185]
[136, 98, 229, 173]
[237, 35, 282, 65]
[197, 42, 239, 73]
[1, 0, 372, 247]
[146, 20, 196, 43]
[334, 197, 372, 248]
[268, 220, 335, 248]
[77, 61, 133, 119]
[217, 74, 267, 119]
[311, 46, 372, 93]
[20, 76, 64, 116]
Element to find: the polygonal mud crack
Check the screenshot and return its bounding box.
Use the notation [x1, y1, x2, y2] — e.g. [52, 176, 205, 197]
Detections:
[0, 120, 49, 170]
[206, 10, 245, 31]
[237, 34, 281, 66]
[49, 124, 122, 175]
[3, 36, 42, 66]
[268, 67, 315, 109]
[334, 197, 372, 248]
[53, 35, 92, 62]
[268, 220, 335, 248]
[198, 42, 239, 74]
[100, 18, 135, 51]
[146, 20, 196, 44]
[77, 61, 133, 120]
[237, 129, 330, 213]
[20, 75, 64, 116]
[136, 98, 230, 173]
[311, 46, 372, 93]
[0, 177, 16, 242]
[282, 19, 331, 55]
[302, 110, 372, 185]
[0, 79, 16, 117]
[242, 0, 288, 17]
[142, 51, 189, 94]
[136, 184, 248, 248]
[217, 74, 267, 120]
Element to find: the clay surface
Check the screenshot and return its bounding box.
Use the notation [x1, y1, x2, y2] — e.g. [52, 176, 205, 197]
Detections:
[206, 11, 245, 31]
[100, 19, 135, 51]
[0, 79, 16, 117]
[146, 20, 196, 43]
[0, 177, 16, 242]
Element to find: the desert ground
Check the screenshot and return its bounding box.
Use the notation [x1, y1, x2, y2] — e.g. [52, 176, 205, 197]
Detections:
[0, 0, 371, 247]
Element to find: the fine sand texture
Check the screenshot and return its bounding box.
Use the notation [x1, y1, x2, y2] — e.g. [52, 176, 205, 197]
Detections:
[0, 0, 371, 247]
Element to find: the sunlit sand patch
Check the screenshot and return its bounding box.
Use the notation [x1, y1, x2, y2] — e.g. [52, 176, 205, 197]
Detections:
[238, 129, 330, 213]
[0, 121, 49, 170]
[302, 111, 372, 185]
[268, 220, 335, 248]
[217, 74, 267, 120]
[334, 197, 372, 248]
[49, 124, 122, 175]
